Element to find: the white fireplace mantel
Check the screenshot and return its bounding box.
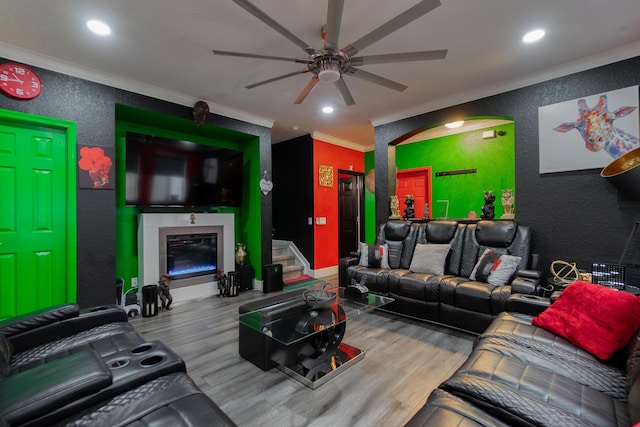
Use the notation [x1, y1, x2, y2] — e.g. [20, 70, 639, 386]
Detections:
[138, 212, 235, 303]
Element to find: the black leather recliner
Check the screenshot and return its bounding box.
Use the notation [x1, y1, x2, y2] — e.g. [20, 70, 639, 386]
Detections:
[0, 304, 144, 373]
[0, 304, 236, 426]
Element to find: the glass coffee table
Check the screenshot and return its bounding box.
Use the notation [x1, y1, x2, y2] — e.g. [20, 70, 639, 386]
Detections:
[238, 283, 393, 388]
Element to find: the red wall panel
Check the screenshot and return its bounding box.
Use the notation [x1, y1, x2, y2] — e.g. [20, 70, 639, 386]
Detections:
[313, 140, 364, 270]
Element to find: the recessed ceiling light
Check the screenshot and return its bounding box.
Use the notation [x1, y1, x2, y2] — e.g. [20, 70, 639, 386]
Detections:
[522, 29, 545, 43]
[322, 106, 334, 114]
[87, 20, 111, 36]
[444, 120, 464, 129]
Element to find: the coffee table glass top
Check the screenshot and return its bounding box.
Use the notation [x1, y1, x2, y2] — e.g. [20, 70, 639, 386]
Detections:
[238, 283, 393, 346]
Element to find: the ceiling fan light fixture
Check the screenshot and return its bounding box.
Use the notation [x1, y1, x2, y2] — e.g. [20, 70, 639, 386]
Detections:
[319, 69, 341, 83]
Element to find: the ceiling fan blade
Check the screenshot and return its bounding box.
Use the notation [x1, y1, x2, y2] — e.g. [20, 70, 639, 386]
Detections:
[324, 0, 345, 53]
[350, 50, 447, 66]
[213, 50, 310, 64]
[232, 0, 316, 55]
[294, 75, 320, 104]
[335, 78, 355, 106]
[346, 67, 407, 92]
[341, 0, 441, 57]
[245, 69, 309, 89]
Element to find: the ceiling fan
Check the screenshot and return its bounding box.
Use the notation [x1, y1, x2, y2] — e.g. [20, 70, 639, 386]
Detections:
[213, 0, 447, 106]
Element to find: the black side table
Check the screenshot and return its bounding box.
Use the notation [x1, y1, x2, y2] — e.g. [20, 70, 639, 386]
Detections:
[237, 264, 254, 292]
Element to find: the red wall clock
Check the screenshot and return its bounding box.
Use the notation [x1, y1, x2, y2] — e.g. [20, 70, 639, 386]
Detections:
[0, 63, 43, 99]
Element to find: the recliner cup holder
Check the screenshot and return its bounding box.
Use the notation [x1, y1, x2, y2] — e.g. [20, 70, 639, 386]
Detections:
[109, 358, 130, 369]
[140, 355, 164, 367]
[130, 343, 154, 354]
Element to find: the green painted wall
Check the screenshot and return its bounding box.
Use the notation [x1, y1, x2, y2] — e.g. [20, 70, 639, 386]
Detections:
[114, 105, 262, 290]
[396, 123, 515, 219]
[364, 151, 376, 244]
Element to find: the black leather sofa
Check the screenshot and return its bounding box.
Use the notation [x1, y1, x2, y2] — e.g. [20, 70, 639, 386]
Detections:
[0, 304, 236, 427]
[407, 295, 640, 426]
[339, 220, 541, 333]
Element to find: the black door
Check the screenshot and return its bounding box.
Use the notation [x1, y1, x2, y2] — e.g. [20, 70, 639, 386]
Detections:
[338, 171, 364, 258]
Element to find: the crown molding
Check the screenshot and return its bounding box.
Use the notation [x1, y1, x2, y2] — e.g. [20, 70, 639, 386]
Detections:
[372, 40, 640, 127]
[312, 131, 373, 152]
[0, 42, 274, 129]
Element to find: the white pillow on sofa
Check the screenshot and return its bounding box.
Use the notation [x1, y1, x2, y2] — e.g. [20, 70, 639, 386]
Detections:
[409, 243, 451, 275]
[470, 248, 521, 286]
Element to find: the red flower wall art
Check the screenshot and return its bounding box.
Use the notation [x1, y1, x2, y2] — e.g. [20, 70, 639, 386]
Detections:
[78, 146, 114, 189]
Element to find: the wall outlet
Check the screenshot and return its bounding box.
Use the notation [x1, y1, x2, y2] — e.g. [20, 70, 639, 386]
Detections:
[131, 277, 138, 287]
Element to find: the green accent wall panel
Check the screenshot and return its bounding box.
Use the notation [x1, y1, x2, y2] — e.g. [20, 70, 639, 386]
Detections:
[396, 123, 515, 219]
[364, 150, 376, 244]
[115, 105, 263, 288]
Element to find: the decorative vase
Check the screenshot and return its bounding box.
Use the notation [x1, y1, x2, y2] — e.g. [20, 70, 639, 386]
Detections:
[235, 243, 247, 265]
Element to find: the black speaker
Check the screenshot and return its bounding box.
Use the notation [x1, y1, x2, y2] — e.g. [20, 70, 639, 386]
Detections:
[238, 264, 254, 292]
[263, 263, 283, 294]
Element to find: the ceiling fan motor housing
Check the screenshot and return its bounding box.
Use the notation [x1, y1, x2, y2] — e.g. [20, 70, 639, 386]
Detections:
[310, 52, 350, 82]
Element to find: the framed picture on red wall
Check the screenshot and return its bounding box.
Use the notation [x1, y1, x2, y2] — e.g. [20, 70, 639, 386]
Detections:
[319, 164, 334, 187]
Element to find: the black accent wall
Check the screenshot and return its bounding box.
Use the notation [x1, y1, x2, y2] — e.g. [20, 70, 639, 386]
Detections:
[0, 58, 272, 308]
[375, 56, 640, 285]
[272, 134, 315, 266]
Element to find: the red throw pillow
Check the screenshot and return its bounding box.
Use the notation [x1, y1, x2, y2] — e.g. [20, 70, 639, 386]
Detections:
[532, 281, 640, 360]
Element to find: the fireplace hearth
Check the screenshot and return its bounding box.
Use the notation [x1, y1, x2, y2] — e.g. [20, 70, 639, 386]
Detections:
[138, 213, 235, 303]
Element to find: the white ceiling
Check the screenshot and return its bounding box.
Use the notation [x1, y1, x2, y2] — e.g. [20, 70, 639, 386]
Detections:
[1, 1, 639, 147]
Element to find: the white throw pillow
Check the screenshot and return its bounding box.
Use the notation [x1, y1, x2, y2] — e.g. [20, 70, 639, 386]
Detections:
[409, 243, 451, 275]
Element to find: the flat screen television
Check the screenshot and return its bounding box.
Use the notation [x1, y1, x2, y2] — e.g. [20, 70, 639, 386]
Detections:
[125, 132, 243, 207]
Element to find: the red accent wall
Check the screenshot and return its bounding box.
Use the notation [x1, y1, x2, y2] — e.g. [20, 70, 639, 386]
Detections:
[313, 139, 364, 270]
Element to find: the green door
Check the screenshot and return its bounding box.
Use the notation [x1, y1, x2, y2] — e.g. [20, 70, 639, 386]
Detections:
[0, 109, 76, 319]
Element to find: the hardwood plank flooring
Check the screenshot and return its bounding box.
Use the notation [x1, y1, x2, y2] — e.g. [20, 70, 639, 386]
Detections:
[131, 278, 475, 426]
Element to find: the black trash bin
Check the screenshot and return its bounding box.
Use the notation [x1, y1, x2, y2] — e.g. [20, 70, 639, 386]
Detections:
[141, 284, 159, 317]
[263, 264, 283, 294]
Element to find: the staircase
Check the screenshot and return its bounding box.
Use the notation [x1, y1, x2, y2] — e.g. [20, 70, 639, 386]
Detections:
[272, 240, 306, 281]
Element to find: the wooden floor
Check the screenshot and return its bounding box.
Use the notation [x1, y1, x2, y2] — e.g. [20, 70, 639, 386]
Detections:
[131, 278, 475, 427]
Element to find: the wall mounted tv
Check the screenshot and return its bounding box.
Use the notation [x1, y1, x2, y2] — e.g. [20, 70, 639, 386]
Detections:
[125, 132, 243, 208]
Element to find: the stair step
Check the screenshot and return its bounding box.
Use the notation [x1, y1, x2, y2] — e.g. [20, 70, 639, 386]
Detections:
[272, 246, 289, 257]
[272, 254, 297, 266]
[282, 265, 304, 281]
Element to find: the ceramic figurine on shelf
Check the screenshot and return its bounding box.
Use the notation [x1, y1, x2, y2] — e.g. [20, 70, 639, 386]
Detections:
[501, 189, 515, 219]
[481, 190, 495, 219]
[403, 194, 415, 220]
[390, 195, 402, 218]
